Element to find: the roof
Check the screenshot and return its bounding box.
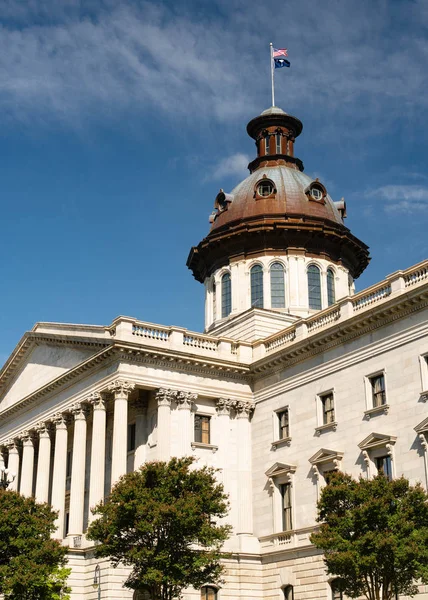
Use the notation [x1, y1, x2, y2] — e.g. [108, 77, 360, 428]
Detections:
[210, 165, 345, 233]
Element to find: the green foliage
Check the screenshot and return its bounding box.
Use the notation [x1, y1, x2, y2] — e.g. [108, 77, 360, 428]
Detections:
[310, 472, 428, 600]
[0, 489, 70, 600]
[87, 457, 231, 600]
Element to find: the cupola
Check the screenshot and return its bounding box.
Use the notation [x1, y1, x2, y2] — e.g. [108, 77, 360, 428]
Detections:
[187, 106, 370, 339]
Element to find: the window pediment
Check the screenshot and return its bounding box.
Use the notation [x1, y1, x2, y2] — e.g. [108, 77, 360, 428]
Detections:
[309, 448, 344, 467]
[358, 432, 397, 451]
[265, 462, 296, 478]
[414, 417, 428, 435]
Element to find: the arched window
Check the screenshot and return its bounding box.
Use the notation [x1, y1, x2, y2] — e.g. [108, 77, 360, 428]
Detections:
[327, 268, 335, 306]
[307, 265, 322, 310]
[283, 585, 294, 600]
[251, 264, 264, 308]
[270, 262, 285, 308]
[212, 281, 217, 320]
[331, 580, 344, 600]
[221, 272, 231, 318]
[201, 586, 218, 600]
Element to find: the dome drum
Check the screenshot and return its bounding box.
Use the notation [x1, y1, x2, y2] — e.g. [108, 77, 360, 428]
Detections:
[187, 215, 369, 284]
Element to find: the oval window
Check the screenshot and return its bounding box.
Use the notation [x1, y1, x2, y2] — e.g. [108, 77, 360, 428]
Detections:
[257, 180, 274, 197]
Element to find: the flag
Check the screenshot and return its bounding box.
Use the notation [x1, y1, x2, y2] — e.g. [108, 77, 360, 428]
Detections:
[274, 58, 290, 69]
[273, 48, 288, 58]
[273, 48, 290, 68]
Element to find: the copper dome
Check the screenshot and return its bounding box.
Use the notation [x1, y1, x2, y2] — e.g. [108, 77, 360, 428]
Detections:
[187, 107, 370, 283]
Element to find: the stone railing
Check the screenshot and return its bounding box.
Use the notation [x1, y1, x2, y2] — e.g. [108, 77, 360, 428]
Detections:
[256, 259, 428, 358]
[259, 527, 315, 552]
[108, 260, 428, 365]
[110, 317, 253, 364]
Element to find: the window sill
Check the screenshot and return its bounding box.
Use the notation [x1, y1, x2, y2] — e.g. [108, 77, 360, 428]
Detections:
[364, 404, 390, 420]
[191, 442, 218, 453]
[271, 437, 292, 450]
[315, 422, 337, 436]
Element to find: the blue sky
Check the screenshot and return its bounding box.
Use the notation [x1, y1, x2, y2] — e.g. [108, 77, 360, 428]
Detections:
[1, 0, 428, 360]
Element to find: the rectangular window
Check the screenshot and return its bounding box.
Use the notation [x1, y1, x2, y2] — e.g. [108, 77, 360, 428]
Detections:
[321, 392, 335, 425]
[265, 135, 270, 155]
[280, 483, 293, 531]
[370, 373, 386, 407]
[194, 415, 210, 444]
[376, 455, 392, 480]
[127, 423, 136, 452]
[64, 512, 70, 537]
[278, 409, 289, 439]
[66, 449, 72, 478]
[276, 133, 282, 154]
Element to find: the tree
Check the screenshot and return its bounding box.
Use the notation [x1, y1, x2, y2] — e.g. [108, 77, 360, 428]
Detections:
[87, 457, 231, 600]
[310, 472, 428, 600]
[0, 489, 70, 600]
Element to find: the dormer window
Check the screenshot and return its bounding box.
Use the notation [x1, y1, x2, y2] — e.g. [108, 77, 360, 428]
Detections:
[305, 180, 327, 203]
[256, 179, 275, 198]
[310, 186, 323, 200]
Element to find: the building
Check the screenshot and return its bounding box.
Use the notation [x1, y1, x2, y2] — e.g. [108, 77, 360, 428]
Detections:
[0, 105, 428, 600]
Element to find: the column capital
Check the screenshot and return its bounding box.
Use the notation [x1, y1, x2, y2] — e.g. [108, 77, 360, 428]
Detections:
[234, 401, 255, 419]
[70, 403, 89, 420]
[155, 388, 177, 407]
[5, 439, 19, 451]
[35, 422, 52, 438]
[108, 379, 135, 398]
[86, 391, 106, 410]
[52, 413, 70, 429]
[20, 430, 35, 444]
[216, 398, 234, 416]
[176, 391, 197, 410]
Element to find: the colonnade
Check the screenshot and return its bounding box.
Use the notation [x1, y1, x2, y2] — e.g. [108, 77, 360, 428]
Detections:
[0, 379, 254, 543]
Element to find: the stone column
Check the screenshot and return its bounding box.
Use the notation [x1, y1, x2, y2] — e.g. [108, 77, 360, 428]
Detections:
[6, 441, 20, 491]
[215, 398, 233, 513]
[88, 393, 106, 522]
[134, 392, 148, 470]
[109, 380, 135, 486]
[156, 388, 175, 461]
[68, 404, 88, 538]
[51, 414, 69, 537]
[35, 424, 52, 503]
[20, 431, 35, 497]
[0, 448, 5, 471]
[176, 391, 197, 457]
[235, 401, 254, 536]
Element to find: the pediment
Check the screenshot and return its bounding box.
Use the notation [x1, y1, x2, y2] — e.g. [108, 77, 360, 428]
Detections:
[265, 462, 296, 478]
[309, 448, 344, 466]
[0, 326, 111, 412]
[414, 417, 428, 434]
[358, 432, 397, 450]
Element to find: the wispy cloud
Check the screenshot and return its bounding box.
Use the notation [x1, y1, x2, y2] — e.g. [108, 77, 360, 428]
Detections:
[0, 0, 428, 132]
[367, 184, 428, 213]
[207, 153, 250, 181]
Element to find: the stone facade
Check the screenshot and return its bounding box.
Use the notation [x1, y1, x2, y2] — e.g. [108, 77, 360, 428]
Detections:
[0, 261, 427, 600]
[1, 104, 427, 600]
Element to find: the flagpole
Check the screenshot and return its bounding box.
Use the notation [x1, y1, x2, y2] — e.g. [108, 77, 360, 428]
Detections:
[270, 42, 275, 107]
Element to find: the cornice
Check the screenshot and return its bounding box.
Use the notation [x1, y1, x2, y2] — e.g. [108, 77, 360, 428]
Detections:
[0, 346, 117, 421]
[250, 289, 428, 380]
[0, 340, 251, 423]
[0, 331, 112, 394]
